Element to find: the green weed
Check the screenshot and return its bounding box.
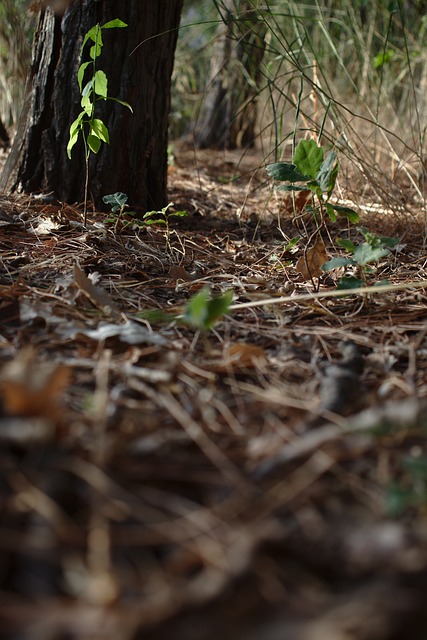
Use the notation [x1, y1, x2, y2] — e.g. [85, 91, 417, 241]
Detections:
[102, 193, 188, 249]
[267, 138, 359, 227]
[138, 287, 233, 333]
[142, 203, 188, 252]
[322, 228, 399, 288]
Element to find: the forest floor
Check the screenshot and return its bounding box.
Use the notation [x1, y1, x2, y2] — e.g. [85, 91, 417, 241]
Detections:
[1, 143, 427, 639]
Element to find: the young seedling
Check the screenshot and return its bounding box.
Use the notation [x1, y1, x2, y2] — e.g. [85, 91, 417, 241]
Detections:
[102, 191, 139, 231]
[67, 19, 133, 225]
[267, 139, 359, 226]
[322, 228, 399, 288]
[182, 287, 233, 332]
[137, 287, 233, 332]
[143, 202, 188, 251]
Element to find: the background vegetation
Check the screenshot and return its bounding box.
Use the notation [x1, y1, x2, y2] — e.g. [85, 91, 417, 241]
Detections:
[2, 0, 427, 213]
[173, 0, 427, 215]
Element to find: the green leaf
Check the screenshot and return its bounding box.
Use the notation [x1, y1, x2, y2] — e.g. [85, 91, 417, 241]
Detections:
[108, 97, 133, 112]
[266, 162, 309, 182]
[80, 94, 92, 115]
[292, 139, 324, 179]
[82, 79, 94, 97]
[102, 19, 128, 29]
[87, 134, 102, 154]
[77, 61, 91, 92]
[94, 70, 108, 98]
[327, 161, 339, 197]
[336, 237, 357, 253]
[81, 25, 100, 53]
[168, 210, 188, 218]
[352, 243, 389, 266]
[89, 36, 103, 61]
[316, 151, 337, 192]
[322, 256, 355, 271]
[329, 204, 360, 223]
[184, 288, 211, 329]
[359, 228, 399, 248]
[336, 277, 364, 290]
[325, 203, 337, 222]
[67, 112, 85, 158]
[67, 130, 80, 159]
[276, 185, 311, 192]
[283, 236, 300, 251]
[205, 290, 234, 328]
[89, 118, 109, 144]
[160, 202, 174, 214]
[143, 210, 161, 220]
[69, 111, 85, 136]
[184, 288, 233, 331]
[102, 192, 128, 212]
[373, 49, 395, 69]
[306, 182, 323, 198]
[144, 218, 167, 226]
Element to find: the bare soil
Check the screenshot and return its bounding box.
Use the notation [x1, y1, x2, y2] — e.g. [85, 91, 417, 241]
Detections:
[1, 143, 427, 639]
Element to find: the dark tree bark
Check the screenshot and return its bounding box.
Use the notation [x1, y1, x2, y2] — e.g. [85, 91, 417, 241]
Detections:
[0, 115, 10, 149]
[194, 0, 266, 150]
[0, 0, 184, 210]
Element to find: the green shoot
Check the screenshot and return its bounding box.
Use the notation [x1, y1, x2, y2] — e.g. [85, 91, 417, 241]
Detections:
[143, 202, 188, 251]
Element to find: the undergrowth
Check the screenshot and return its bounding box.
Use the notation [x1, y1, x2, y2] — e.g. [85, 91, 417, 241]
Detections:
[174, 0, 427, 221]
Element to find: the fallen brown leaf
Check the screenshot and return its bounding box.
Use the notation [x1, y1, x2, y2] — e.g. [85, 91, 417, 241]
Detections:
[296, 234, 328, 280]
[0, 349, 70, 421]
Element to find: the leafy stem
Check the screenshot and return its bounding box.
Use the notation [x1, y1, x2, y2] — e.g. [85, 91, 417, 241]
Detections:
[67, 19, 132, 225]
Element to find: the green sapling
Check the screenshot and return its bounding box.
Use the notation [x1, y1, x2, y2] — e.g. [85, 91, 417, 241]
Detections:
[67, 19, 133, 224]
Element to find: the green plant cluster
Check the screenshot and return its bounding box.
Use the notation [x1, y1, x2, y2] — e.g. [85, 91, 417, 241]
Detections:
[102, 192, 188, 251]
[322, 229, 399, 289]
[268, 139, 399, 287]
[267, 139, 359, 225]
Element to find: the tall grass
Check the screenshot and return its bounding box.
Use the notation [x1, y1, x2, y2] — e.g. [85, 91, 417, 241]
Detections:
[174, 0, 427, 216]
[0, 0, 32, 128]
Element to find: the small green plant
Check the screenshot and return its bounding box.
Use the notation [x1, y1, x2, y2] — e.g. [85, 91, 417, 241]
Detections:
[142, 202, 188, 251]
[102, 193, 188, 243]
[267, 139, 359, 226]
[137, 287, 233, 332]
[322, 228, 399, 288]
[102, 191, 139, 230]
[67, 19, 132, 224]
[182, 287, 233, 331]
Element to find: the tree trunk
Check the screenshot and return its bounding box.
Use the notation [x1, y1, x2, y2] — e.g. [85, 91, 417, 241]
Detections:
[0, 0, 183, 211]
[194, 0, 266, 150]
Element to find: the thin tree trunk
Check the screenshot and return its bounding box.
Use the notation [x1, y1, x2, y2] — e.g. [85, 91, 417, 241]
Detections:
[0, 0, 183, 211]
[194, 0, 266, 150]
